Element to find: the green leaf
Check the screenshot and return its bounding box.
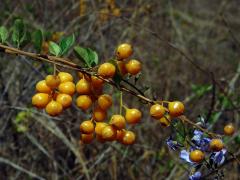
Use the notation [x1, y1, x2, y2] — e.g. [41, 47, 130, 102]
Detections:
[49, 41, 61, 56]
[12, 19, 25, 47]
[59, 34, 75, 55]
[74, 46, 98, 67]
[32, 30, 43, 53]
[0, 26, 9, 43]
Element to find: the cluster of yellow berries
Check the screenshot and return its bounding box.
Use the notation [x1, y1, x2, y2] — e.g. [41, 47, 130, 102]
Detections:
[189, 123, 235, 163]
[99, 0, 121, 22]
[32, 72, 74, 116]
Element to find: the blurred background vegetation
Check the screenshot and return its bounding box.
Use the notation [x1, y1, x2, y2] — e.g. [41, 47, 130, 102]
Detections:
[0, 0, 240, 179]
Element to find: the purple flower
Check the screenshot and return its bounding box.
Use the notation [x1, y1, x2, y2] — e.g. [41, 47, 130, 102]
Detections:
[166, 137, 182, 151]
[189, 171, 201, 180]
[191, 130, 210, 151]
[210, 149, 227, 165]
[180, 150, 193, 163]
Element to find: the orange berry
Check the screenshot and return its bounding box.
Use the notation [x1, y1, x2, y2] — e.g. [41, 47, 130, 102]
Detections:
[110, 114, 126, 130]
[189, 150, 205, 163]
[77, 72, 84, 79]
[159, 115, 171, 127]
[116, 43, 133, 60]
[125, 108, 142, 124]
[95, 122, 108, 136]
[97, 94, 112, 110]
[76, 78, 91, 94]
[45, 75, 60, 89]
[168, 101, 184, 117]
[81, 134, 94, 144]
[125, 59, 141, 75]
[116, 130, 125, 142]
[117, 61, 127, 75]
[97, 63, 116, 78]
[101, 125, 117, 141]
[91, 75, 104, 88]
[210, 139, 224, 152]
[150, 104, 165, 119]
[56, 93, 72, 108]
[93, 106, 107, 122]
[36, 80, 52, 94]
[224, 124, 235, 136]
[41, 41, 49, 54]
[58, 81, 75, 96]
[58, 72, 73, 83]
[32, 93, 51, 109]
[80, 120, 94, 134]
[112, 8, 121, 17]
[45, 100, 63, 116]
[76, 95, 92, 111]
[122, 130, 136, 145]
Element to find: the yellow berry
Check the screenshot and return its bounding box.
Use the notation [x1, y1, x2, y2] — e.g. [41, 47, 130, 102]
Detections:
[91, 75, 104, 88]
[56, 93, 72, 108]
[80, 120, 94, 134]
[97, 94, 112, 110]
[58, 81, 75, 96]
[122, 130, 136, 145]
[81, 134, 94, 144]
[32, 93, 51, 109]
[224, 124, 235, 136]
[110, 114, 126, 130]
[76, 78, 91, 95]
[210, 139, 224, 152]
[159, 115, 171, 127]
[125, 59, 141, 75]
[45, 75, 60, 89]
[76, 95, 92, 111]
[95, 122, 108, 136]
[97, 63, 116, 78]
[93, 106, 107, 122]
[58, 72, 73, 83]
[116, 43, 133, 59]
[45, 100, 63, 116]
[36, 80, 52, 94]
[168, 101, 184, 117]
[101, 125, 117, 141]
[125, 108, 142, 124]
[150, 104, 165, 119]
[189, 150, 205, 163]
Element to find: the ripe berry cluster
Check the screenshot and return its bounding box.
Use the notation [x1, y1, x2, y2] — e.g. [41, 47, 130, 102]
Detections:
[32, 72, 75, 116]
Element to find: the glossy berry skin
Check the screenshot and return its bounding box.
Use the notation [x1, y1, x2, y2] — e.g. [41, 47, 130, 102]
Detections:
[58, 82, 75, 96]
[91, 76, 104, 88]
[95, 122, 108, 136]
[98, 94, 112, 110]
[45, 100, 63, 116]
[116, 130, 125, 142]
[56, 93, 72, 108]
[168, 101, 184, 117]
[81, 134, 94, 144]
[32, 93, 51, 109]
[58, 72, 73, 83]
[210, 139, 224, 152]
[80, 120, 94, 134]
[189, 150, 205, 163]
[125, 59, 141, 75]
[159, 115, 171, 127]
[117, 61, 127, 75]
[36, 80, 52, 94]
[122, 130, 136, 145]
[125, 108, 142, 124]
[76, 95, 92, 111]
[224, 124, 235, 136]
[97, 63, 116, 78]
[93, 106, 107, 122]
[110, 115, 126, 130]
[116, 43, 133, 60]
[76, 78, 91, 95]
[45, 75, 61, 89]
[101, 125, 117, 141]
[150, 104, 165, 119]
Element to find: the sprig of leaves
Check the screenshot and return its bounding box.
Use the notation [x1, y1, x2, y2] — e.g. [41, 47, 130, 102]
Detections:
[74, 46, 98, 67]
